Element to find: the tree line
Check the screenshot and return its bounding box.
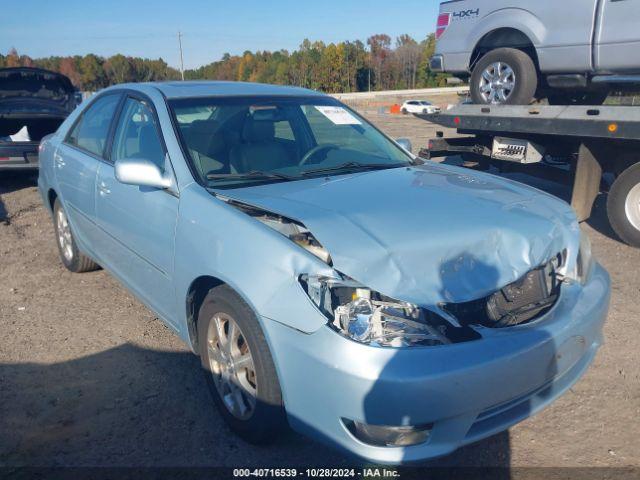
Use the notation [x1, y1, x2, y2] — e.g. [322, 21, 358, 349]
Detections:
[0, 33, 450, 93]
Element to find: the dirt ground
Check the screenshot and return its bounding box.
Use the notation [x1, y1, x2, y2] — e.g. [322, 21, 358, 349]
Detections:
[0, 112, 638, 470]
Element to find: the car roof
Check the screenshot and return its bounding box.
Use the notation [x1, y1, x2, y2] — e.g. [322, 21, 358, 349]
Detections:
[108, 81, 326, 99]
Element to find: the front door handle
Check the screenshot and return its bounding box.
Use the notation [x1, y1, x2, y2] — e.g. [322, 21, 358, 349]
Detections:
[54, 154, 65, 168]
[98, 182, 111, 196]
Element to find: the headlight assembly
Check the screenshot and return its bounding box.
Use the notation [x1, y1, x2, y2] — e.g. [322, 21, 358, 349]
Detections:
[299, 274, 452, 348]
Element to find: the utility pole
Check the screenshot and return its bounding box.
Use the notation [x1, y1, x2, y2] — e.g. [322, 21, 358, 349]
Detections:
[178, 31, 185, 81]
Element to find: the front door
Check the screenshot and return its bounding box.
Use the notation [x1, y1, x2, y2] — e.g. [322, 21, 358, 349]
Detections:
[94, 95, 179, 325]
[595, 0, 640, 72]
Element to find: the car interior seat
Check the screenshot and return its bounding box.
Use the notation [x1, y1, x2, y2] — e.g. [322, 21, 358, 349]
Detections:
[229, 117, 292, 173]
[184, 120, 229, 175]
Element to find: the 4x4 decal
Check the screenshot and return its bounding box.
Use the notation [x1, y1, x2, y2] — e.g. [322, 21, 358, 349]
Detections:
[452, 8, 479, 20]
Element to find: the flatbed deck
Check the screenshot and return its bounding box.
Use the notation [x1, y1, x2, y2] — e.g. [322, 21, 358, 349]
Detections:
[419, 105, 640, 141]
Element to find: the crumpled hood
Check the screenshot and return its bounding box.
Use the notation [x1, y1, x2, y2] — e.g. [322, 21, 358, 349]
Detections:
[220, 163, 580, 306]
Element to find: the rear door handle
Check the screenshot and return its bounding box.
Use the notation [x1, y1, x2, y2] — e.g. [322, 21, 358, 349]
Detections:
[98, 182, 111, 196]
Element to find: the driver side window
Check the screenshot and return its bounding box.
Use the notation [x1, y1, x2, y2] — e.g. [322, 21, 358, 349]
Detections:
[111, 97, 165, 169]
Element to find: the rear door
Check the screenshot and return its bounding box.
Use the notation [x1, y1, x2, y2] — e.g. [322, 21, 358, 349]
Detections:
[94, 94, 179, 325]
[594, 0, 640, 72]
[55, 93, 121, 252]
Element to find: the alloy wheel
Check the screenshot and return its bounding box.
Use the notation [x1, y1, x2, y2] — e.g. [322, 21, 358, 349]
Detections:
[207, 312, 257, 420]
[56, 207, 73, 262]
[479, 62, 516, 104]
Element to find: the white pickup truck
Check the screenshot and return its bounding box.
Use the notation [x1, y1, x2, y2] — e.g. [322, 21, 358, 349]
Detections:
[431, 0, 640, 105]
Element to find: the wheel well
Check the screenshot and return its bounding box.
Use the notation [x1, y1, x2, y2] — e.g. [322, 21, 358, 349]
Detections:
[470, 28, 539, 71]
[186, 275, 225, 353]
[47, 189, 58, 212]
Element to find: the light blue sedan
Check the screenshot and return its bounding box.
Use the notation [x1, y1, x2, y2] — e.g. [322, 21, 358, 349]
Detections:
[37, 81, 610, 464]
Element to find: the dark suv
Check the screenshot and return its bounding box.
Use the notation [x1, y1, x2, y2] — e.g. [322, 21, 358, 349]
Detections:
[0, 67, 77, 170]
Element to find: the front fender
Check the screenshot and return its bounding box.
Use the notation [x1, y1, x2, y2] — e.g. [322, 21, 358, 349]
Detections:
[173, 184, 334, 345]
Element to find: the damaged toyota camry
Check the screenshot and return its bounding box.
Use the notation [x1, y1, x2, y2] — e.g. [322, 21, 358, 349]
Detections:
[38, 81, 611, 464]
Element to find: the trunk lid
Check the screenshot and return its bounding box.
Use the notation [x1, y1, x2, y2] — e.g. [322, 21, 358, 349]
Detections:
[0, 67, 76, 117]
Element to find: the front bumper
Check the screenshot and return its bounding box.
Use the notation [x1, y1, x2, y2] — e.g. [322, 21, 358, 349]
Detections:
[262, 264, 610, 464]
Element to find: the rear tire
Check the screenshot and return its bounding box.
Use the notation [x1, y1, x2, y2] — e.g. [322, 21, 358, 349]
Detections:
[198, 285, 287, 444]
[53, 199, 100, 273]
[470, 48, 538, 105]
[401, 108, 408, 115]
[607, 163, 640, 248]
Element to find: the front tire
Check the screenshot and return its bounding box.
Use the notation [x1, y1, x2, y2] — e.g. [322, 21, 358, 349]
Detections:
[53, 199, 99, 273]
[198, 285, 287, 444]
[470, 48, 538, 105]
[607, 163, 640, 248]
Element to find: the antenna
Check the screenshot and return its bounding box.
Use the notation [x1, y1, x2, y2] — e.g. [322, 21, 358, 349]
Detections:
[178, 31, 185, 81]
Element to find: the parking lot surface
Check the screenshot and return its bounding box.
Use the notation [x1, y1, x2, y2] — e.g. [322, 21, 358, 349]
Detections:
[0, 113, 638, 468]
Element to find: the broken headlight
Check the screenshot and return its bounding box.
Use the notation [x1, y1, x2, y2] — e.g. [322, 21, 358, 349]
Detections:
[299, 274, 451, 347]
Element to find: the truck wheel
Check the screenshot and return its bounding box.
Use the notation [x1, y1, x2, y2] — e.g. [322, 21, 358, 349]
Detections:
[198, 285, 287, 444]
[607, 163, 640, 248]
[470, 48, 538, 105]
[53, 199, 100, 273]
[547, 92, 608, 106]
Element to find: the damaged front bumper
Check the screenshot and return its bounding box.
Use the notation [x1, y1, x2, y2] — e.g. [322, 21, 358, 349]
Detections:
[261, 263, 610, 464]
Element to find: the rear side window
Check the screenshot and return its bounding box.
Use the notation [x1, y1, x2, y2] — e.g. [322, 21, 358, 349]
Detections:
[67, 94, 120, 157]
[111, 97, 165, 169]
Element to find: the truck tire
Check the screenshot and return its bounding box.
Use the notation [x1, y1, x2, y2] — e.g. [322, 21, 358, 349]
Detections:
[607, 163, 640, 248]
[197, 284, 287, 444]
[547, 92, 609, 106]
[53, 199, 100, 273]
[470, 48, 538, 105]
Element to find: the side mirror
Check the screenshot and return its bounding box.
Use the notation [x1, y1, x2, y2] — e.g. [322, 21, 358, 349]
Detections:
[396, 138, 413, 154]
[115, 158, 173, 190]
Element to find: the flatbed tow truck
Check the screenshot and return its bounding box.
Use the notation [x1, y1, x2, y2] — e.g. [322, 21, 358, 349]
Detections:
[420, 105, 640, 248]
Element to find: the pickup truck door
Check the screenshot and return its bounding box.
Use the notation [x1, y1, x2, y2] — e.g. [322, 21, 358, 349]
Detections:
[534, 0, 599, 72]
[94, 94, 179, 327]
[595, 0, 640, 72]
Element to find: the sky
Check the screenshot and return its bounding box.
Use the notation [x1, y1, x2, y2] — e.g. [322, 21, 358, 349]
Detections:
[0, 0, 440, 70]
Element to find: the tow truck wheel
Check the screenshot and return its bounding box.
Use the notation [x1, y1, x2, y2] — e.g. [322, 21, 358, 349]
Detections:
[470, 48, 538, 105]
[607, 163, 640, 248]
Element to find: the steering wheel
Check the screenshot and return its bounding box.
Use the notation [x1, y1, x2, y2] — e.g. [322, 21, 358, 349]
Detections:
[299, 144, 339, 166]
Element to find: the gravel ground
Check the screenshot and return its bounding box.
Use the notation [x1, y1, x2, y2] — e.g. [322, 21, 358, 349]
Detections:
[0, 113, 638, 470]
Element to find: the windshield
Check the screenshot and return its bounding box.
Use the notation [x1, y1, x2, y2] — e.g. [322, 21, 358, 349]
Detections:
[170, 96, 412, 188]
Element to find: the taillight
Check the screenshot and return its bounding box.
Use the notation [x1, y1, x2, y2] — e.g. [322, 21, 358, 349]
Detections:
[436, 12, 451, 40]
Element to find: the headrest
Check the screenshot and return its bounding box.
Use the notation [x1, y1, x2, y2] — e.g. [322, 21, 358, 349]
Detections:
[186, 120, 225, 154]
[190, 119, 220, 134]
[242, 119, 275, 142]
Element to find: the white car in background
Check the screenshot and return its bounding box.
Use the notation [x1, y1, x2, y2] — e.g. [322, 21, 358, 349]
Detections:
[401, 100, 441, 115]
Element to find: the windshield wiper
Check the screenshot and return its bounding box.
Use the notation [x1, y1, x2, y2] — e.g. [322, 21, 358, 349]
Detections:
[207, 170, 295, 182]
[301, 162, 403, 176]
